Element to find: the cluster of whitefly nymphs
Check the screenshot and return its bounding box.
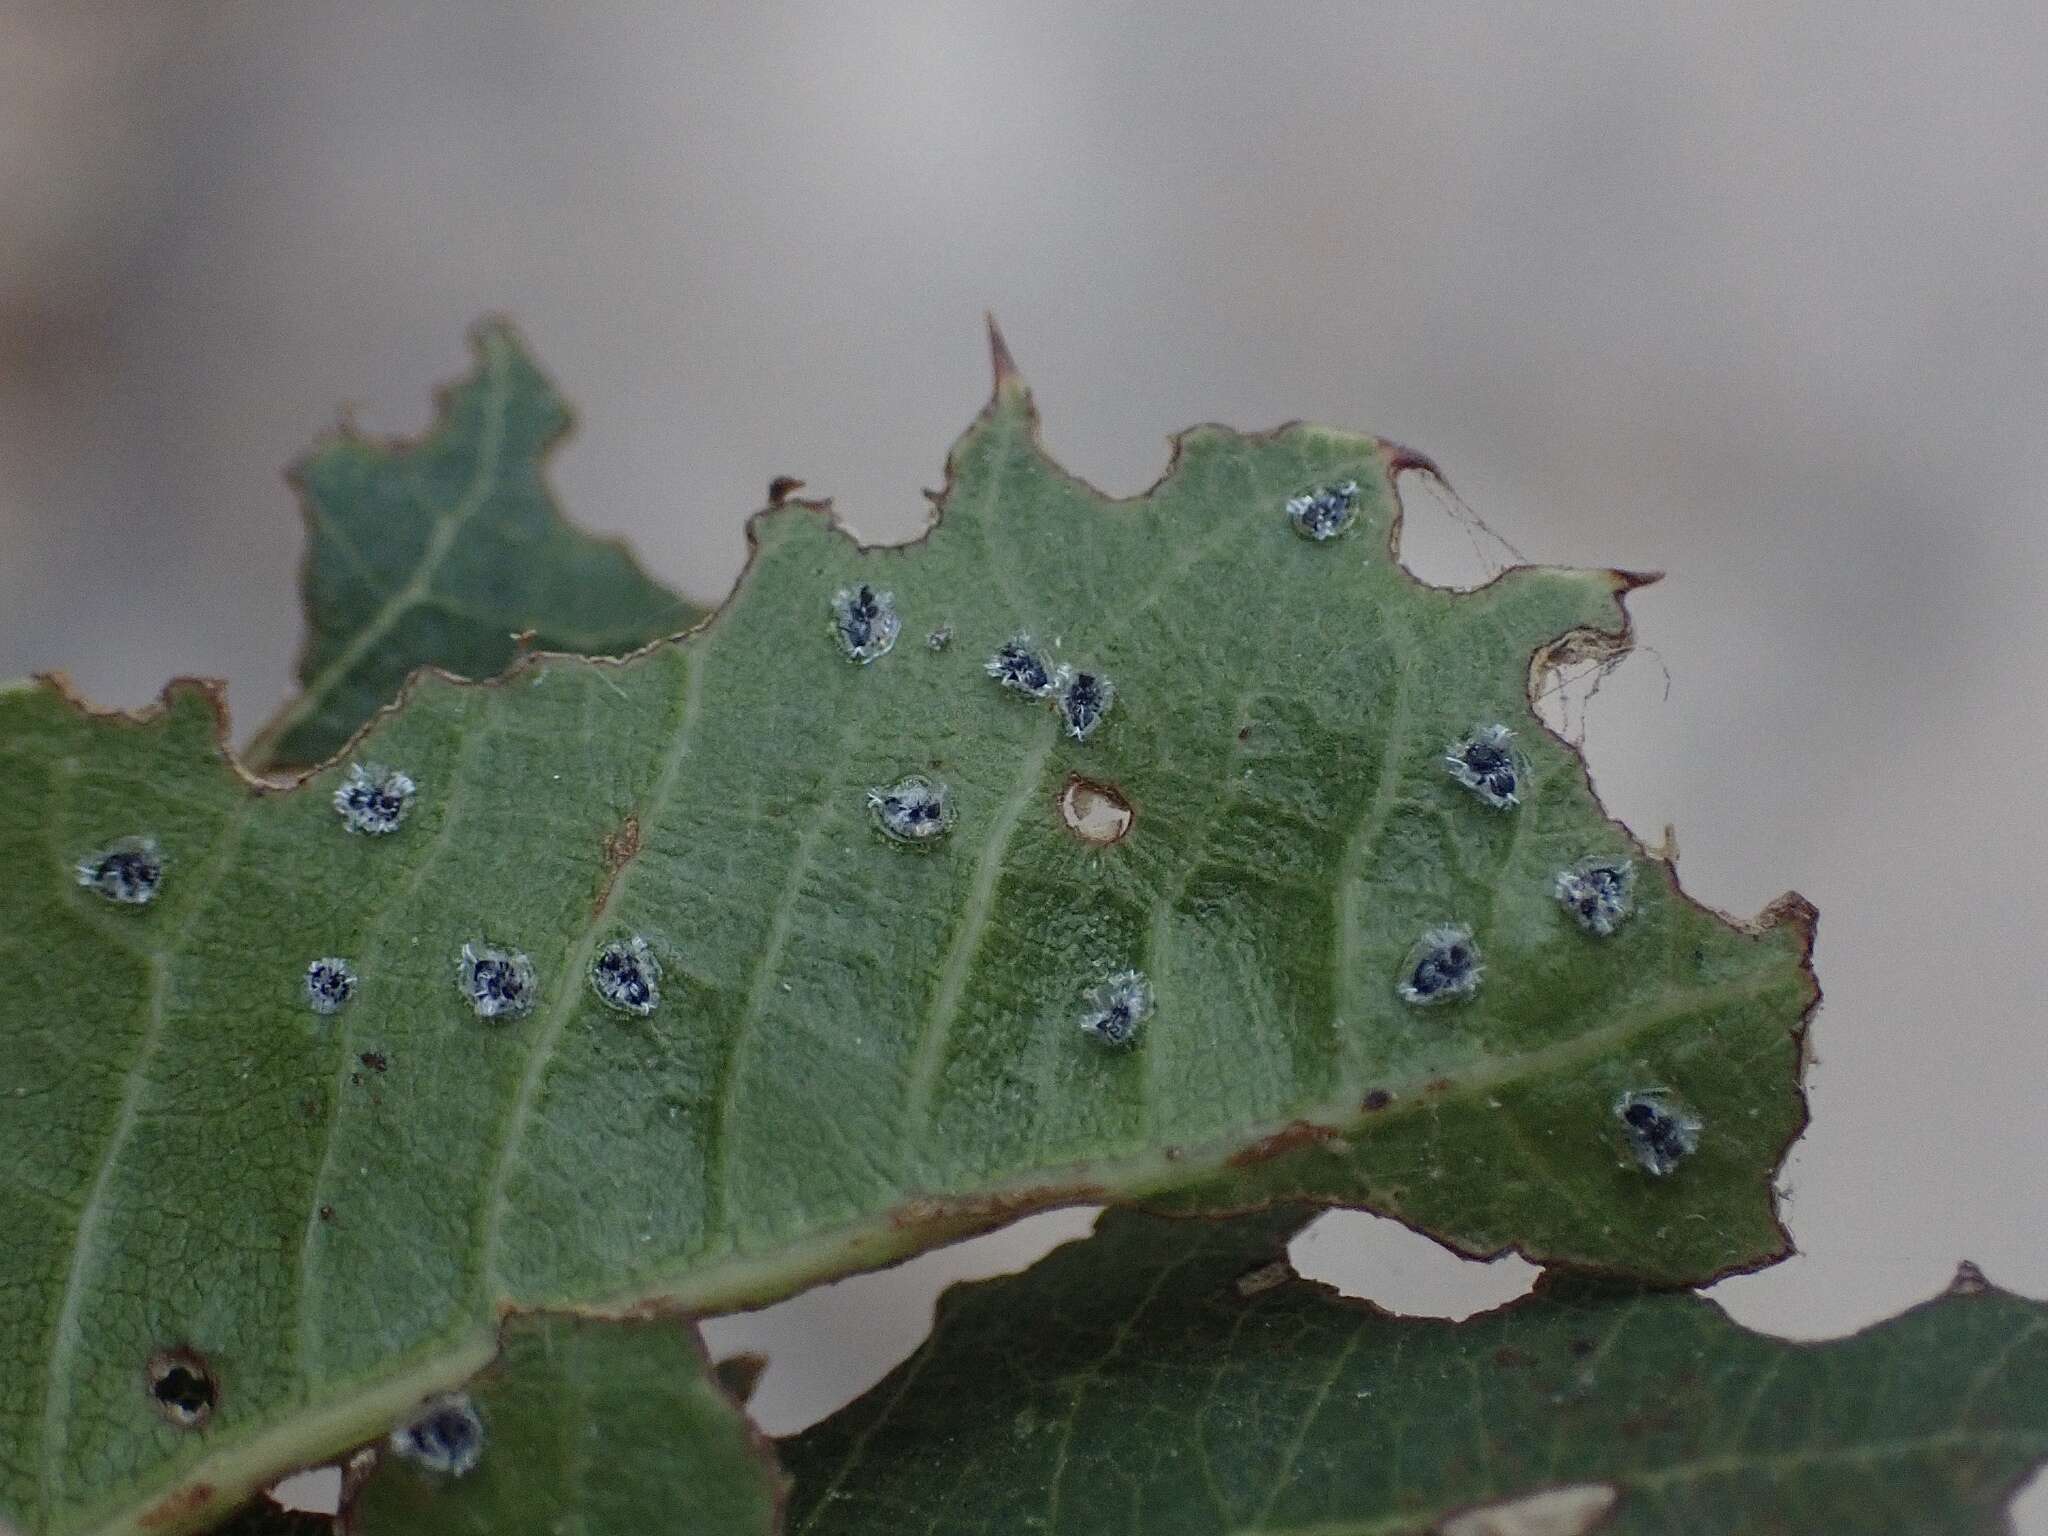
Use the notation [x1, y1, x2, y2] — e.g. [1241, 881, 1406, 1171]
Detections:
[303, 957, 358, 1015]
[985, 634, 1058, 696]
[459, 942, 537, 1021]
[1614, 1091, 1702, 1177]
[591, 936, 662, 1016]
[830, 583, 901, 663]
[75, 835, 164, 905]
[1078, 969, 1153, 1049]
[1555, 856, 1636, 937]
[1285, 479, 1362, 542]
[333, 761, 417, 835]
[868, 774, 954, 846]
[1397, 925, 1483, 1006]
[984, 633, 1116, 741]
[1446, 723, 1523, 809]
[390, 1393, 484, 1477]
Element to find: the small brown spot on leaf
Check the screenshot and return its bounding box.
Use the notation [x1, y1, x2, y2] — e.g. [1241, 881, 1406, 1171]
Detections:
[137, 1483, 216, 1528]
[596, 815, 642, 914]
[1059, 776, 1134, 845]
[1227, 1120, 1342, 1167]
[358, 1051, 387, 1073]
[1237, 725, 1252, 742]
[1235, 1259, 1293, 1298]
[318, 1204, 336, 1223]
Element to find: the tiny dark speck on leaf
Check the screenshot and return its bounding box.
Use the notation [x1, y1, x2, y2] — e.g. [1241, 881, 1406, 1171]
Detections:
[359, 1051, 387, 1073]
[1361, 1089, 1393, 1111]
[318, 1205, 336, 1223]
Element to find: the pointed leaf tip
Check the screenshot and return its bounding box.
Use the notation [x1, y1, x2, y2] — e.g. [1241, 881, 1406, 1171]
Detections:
[984, 312, 1024, 394]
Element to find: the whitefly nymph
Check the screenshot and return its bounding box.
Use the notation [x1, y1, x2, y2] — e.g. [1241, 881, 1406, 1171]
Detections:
[390, 1393, 484, 1477]
[458, 942, 537, 1021]
[591, 936, 662, 1016]
[1079, 969, 1152, 1049]
[1397, 924, 1483, 1006]
[1285, 479, 1362, 542]
[1615, 1090, 1702, 1177]
[1056, 668, 1115, 742]
[1446, 724, 1523, 810]
[985, 633, 1057, 697]
[333, 762, 417, 835]
[75, 835, 163, 905]
[303, 957, 358, 1015]
[1555, 856, 1636, 937]
[829, 583, 900, 663]
[868, 774, 955, 846]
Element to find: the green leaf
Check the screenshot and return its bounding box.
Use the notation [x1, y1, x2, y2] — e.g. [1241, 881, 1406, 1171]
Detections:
[347, 1314, 781, 1536]
[786, 1209, 2048, 1536]
[0, 332, 1814, 1536]
[246, 320, 704, 768]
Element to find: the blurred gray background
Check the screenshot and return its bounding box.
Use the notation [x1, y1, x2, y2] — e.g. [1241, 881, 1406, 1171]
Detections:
[5, 1, 2045, 1520]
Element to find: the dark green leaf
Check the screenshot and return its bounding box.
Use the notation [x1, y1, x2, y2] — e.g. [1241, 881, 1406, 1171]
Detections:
[348, 1315, 781, 1536]
[247, 320, 703, 767]
[785, 1211, 2048, 1536]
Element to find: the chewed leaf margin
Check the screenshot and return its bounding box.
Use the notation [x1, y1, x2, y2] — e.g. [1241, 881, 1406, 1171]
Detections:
[1, 320, 1818, 1536]
[19, 317, 1822, 1287]
[246, 318, 707, 769]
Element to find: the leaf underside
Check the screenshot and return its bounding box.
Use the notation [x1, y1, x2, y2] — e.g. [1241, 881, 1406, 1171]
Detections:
[248, 321, 704, 768]
[785, 1209, 2048, 1536]
[0, 330, 1816, 1536]
[347, 1314, 782, 1536]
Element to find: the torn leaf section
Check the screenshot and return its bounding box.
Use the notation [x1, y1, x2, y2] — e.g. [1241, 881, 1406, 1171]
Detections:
[349, 1315, 782, 1536]
[785, 1210, 2048, 1536]
[251, 321, 702, 767]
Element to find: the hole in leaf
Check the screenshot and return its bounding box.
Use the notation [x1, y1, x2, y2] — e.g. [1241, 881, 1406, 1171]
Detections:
[699, 1207, 1100, 1435]
[147, 1349, 216, 1428]
[1290, 1211, 1538, 1320]
[1389, 463, 1524, 591]
[1059, 776, 1133, 845]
